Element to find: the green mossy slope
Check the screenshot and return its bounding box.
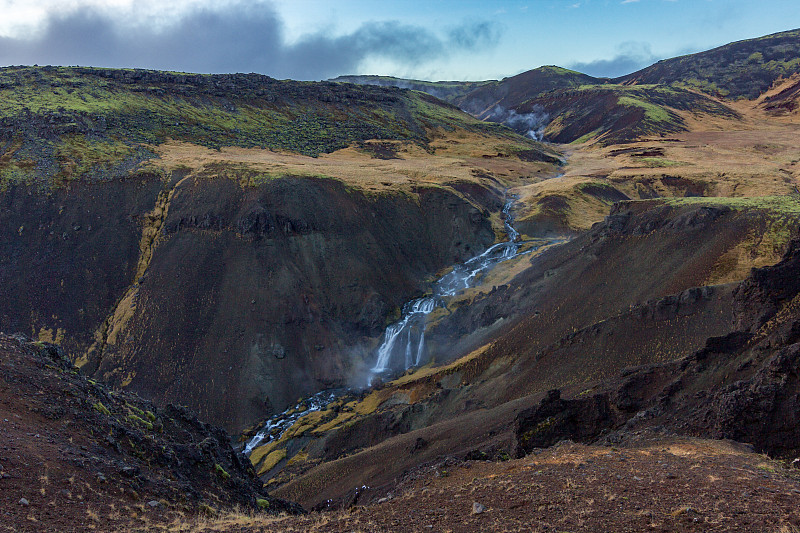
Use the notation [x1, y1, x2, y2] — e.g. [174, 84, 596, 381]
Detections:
[0, 66, 521, 187]
[619, 28, 800, 99]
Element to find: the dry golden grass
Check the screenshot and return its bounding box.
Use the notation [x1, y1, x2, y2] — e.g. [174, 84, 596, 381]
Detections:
[510, 102, 800, 234]
[149, 128, 554, 196]
[134, 505, 373, 533]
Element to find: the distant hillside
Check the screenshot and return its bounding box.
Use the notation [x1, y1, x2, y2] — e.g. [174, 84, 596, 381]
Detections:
[453, 66, 604, 118]
[336, 29, 800, 145]
[619, 28, 800, 99]
[0, 66, 513, 187]
[335, 67, 602, 139]
[330, 75, 490, 104]
[518, 83, 740, 145]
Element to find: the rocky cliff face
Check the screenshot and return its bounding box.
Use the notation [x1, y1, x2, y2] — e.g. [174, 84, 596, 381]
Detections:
[0, 170, 499, 432]
[0, 172, 164, 355]
[92, 174, 496, 431]
[515, 235, 800, 459]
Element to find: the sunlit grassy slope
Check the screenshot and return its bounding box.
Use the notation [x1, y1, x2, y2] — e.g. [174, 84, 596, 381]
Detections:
[0, 66, 542, 187]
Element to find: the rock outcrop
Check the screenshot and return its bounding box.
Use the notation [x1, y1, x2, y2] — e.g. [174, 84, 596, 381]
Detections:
[515, 236, 800, 459]
[0, 333, 301, 531]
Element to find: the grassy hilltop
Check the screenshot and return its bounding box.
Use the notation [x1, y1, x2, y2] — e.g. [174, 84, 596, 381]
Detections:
[0, 66, 527, 188]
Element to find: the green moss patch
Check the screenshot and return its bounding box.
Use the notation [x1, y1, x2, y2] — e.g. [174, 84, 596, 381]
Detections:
[0, 66, 523, 188]
[213, 463, 230, 480]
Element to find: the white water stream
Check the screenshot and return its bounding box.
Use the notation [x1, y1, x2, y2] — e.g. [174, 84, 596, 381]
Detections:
[367, 201, 560, 386]
[368, 199, 536, 381]
[243, 388, 346, 455]
[244, 198, 562, 454]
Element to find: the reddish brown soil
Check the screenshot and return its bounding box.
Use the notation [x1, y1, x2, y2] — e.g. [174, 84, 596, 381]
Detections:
[0, 336, 171, 532]
[0, 334, 295, 533]
[180, 435, 800, 532]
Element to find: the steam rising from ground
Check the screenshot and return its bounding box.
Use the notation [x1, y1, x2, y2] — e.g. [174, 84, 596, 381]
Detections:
[336, 76, 551, 140]
[485, 105, 549, 140]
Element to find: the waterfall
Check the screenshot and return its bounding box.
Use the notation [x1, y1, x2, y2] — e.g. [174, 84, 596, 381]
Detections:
[371, 296, 435, 373]
[243, 197, 567, 455]
[367, 197, 540, 383]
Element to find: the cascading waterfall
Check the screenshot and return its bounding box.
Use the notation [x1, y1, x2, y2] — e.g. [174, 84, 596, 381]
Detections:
[371, 296, 436, 373]
[244, 197, 565, 454]
[368, 197, 537, 383]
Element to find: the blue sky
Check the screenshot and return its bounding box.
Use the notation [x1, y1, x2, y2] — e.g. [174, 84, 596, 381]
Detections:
[0, 0, 798, 80]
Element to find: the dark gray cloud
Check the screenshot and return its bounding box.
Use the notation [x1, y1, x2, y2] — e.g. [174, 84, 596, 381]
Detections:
[447, 21, 502, 51]
[0, 4, 501, 80]
[568, 41, 659, 78]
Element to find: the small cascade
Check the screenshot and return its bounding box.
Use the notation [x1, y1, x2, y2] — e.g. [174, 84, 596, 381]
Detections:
[368, 197, 541, 383]
[502, 200, 520, 242]
[371, 296, 436, 373]
[242, 389, 346, 455]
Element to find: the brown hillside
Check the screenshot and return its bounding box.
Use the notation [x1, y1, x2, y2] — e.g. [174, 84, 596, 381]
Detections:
[256, 197, 800, 509]
[183, 437, 800, 532]
[0, 334, 300, 533]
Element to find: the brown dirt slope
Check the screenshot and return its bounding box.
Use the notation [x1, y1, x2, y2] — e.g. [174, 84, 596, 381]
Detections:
[513, 235, 800, 460]
[252, 198, 800, 510]
[178, 436, 800, 532]
[759, 74, 800, 115]
[0, 334, 300, 533]
[89, 173, 496, 432]
[0, 171, 164, 361]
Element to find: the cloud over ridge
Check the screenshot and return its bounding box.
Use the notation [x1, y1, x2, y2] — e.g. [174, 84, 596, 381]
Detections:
[0, 3, 500, 80]
[568, 41, 659, 78]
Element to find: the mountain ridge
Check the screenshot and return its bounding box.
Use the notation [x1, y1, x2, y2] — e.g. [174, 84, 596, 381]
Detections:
[335, 28, 800, 145]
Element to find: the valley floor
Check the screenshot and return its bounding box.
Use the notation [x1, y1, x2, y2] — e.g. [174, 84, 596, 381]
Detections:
[156, 434, 800, 532]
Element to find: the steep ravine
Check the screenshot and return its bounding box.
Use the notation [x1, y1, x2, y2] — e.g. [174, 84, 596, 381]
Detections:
[0, 169, 511, 433]
[257, 199, 800, 509]
[89, 174, 503, 432]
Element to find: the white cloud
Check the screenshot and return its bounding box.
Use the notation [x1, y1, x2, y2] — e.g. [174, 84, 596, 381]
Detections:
[0, 3, 502, 80]
[0, 0, 244, 37]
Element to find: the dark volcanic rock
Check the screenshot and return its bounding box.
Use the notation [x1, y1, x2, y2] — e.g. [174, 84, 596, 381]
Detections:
[0, 333, 302, 529]
[0, 173, 164, 356]
[91, 175, 496, 431]
[511, 237, 800, 459]
[515, 390, 616, 456]
[732, 238, 800, 329]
